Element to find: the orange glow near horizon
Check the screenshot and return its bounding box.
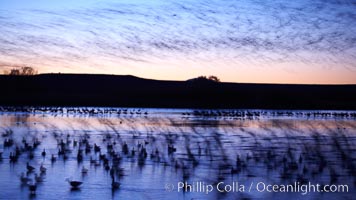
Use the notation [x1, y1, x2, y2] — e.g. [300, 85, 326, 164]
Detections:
[5, 58, 354, 85]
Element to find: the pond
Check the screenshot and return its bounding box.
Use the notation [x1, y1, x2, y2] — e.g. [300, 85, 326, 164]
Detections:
[0, 108, 355, 200]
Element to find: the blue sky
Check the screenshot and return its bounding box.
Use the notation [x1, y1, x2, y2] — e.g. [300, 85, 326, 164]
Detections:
[0, 0, 355, 83]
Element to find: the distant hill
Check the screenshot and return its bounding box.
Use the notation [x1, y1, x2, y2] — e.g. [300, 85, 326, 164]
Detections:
[0, 73, 356, 110]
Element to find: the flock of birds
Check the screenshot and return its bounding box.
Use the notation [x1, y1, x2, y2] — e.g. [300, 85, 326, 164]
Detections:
[3, 131, 127, 196]
[0, 107, 148, 116]
[186, 110, 356, 119]
[1, 123, 187, 197]
[0, 108, 355, 199]
[2, 127, 355, 198]
[0, 106, 355, 119]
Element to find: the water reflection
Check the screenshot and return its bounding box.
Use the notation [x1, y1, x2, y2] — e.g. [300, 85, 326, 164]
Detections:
[0, 109, 355, 199]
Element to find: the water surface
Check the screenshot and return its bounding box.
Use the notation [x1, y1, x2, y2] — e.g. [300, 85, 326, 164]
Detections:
[0, 108, 355, 199]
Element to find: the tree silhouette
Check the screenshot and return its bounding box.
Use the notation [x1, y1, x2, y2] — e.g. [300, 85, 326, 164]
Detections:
[188, 75, 220, 82]
[5, 66, 38, 76]
[207, 76, 220, 82]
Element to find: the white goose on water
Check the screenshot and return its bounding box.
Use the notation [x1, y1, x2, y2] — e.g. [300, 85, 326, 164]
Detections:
[27, 180, 37, 194]
[40, 163, 47, 173]
[19, 172, 31, 184]
[65, 178, 83, 189]
[81, 166, 88, 174]
[111, 179, 120, 190]
[35, 173, 45, 182]
[26, 162, 35, 172]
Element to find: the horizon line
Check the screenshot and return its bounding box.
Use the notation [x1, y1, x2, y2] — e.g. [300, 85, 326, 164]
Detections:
[2, 72, 356, 86]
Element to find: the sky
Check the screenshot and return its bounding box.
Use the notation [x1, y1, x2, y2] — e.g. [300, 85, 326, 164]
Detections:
[0, 0, 356, 84]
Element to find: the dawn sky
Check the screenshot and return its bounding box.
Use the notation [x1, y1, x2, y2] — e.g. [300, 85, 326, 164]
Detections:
[0, 0, 355, 84]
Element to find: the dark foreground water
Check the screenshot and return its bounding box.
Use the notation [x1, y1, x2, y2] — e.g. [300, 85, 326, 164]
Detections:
[0, 108, 355, 200]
